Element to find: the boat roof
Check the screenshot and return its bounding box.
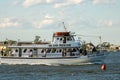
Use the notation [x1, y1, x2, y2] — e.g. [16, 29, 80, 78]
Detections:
[53, 32, 70, 37]
[8, 44, 80, 49]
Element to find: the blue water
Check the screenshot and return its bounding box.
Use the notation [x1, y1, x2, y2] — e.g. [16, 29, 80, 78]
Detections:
[0, 52, 120, 80]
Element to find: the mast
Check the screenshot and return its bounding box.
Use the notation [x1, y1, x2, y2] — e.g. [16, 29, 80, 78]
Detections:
[62, 22, 67, 32]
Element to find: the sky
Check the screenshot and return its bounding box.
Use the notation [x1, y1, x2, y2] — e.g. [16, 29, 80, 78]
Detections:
[0, 0, 120, 45]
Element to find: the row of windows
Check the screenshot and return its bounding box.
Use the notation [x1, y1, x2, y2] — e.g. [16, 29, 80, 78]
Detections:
[41, 48, 79, 53]
[15, 49, 33, 53]
[14, 48, 79, 53]
[56, 37, 74, 41]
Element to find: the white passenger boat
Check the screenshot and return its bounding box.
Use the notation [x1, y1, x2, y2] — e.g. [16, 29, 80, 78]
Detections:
[0, 31, 106, 65]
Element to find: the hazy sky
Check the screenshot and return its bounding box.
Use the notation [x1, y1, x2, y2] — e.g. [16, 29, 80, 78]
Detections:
[0, 0, 120, 45]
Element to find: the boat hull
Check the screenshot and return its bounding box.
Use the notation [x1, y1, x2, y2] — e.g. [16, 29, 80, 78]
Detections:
[0, 54, 106, 65]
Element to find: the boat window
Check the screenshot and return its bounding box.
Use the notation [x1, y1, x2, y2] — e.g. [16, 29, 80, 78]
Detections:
[15, 49, 18, 52]
[63, 37, 66, 43]
[46, 49, 51, 53]
[57, 37, 59, 40]
[41, 49, 44, 53]
[23, 49, 27, 53]
[72, 48, 76, 52]
[56, 49, 59, 53]
[71, 36, 75, 41]
[68, 37, 71, 41]
[67, 48, 71, 52]
[67, 37, 70, 41]
[60, 38, 62, 41]
[66, 48, 69, 52]
[30, 49, 32, 52]
[51, 48, 56, 53]
[59, 49, 62, 52]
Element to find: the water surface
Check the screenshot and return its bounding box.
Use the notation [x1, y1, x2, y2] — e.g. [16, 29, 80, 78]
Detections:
[0, 52, 120, 80]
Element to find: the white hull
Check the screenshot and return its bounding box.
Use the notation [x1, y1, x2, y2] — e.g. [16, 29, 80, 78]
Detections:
[0, 54, 106, 65]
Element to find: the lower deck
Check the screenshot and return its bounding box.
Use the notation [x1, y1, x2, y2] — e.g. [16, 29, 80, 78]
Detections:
[1, 48, 83, 58]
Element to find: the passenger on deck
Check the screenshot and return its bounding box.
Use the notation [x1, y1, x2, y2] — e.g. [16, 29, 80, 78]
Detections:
[29, 49, 33, 57]
[62, 49, 66, 57]
[0, 50, 3, 56]
[79, 48, 87, 56]
[83, 49, 87, 56]
[69, 49, 73, 56]
[79, 48, 83, 55]
[42, 49, 46, 57]
[92, 47, 97, 53]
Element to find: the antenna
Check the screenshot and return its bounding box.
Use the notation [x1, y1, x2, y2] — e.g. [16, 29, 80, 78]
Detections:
[62, 22, 67, 32]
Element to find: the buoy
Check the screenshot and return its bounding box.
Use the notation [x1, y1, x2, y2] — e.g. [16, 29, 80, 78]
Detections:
[101, 64, 106, 71]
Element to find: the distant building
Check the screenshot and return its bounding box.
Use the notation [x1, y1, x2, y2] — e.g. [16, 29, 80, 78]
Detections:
[110, 44, 120, 50]
[0, 41, 6, 49]
[85, 43, 95, 51]
[0, 41, 6, 54]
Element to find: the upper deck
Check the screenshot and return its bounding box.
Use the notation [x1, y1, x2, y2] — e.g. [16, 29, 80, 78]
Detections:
[8, 31, 81, 48]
